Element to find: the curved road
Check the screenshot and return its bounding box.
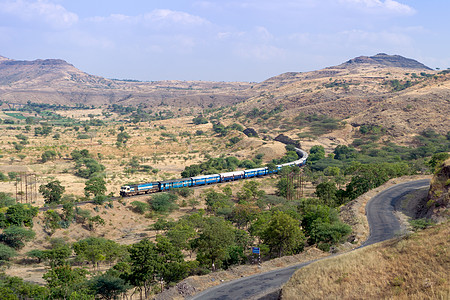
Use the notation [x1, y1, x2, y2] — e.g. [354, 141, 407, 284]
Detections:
[189, 179, 430, 300]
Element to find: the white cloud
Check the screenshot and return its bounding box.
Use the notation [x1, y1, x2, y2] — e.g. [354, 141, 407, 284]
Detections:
[339, 0, 416, 15]
[89, 9, 209, 28]
[0, 0, 78, 27]
[144, 9, 208, 26]
[234, 43, 285, 61]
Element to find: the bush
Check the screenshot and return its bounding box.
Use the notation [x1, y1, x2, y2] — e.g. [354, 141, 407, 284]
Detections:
[131, 201, 150, 214]
[192, 116, 208, 125]
[41, 150, 57, 163]
[0, 226, 36, 249]
[0, 192, 15, 208]
[0, 172, 8, 182]
[409, 218, 435, 231]
[174, 187, 194, 198]
[0, 244, 17, 263]
[93, 195, 108, 205]
[150, 193, 178, 213]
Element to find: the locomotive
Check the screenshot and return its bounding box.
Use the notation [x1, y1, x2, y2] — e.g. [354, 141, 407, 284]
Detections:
[119, 147, 308, 197]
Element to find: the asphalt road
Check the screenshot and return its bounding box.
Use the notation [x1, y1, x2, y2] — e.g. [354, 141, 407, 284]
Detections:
[189, 179, 430, 300]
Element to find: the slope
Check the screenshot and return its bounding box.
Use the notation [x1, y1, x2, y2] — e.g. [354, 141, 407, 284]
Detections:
[0, 55, 255, 109]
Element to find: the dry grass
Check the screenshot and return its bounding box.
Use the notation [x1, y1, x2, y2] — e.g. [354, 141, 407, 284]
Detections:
[281, 221, 450, 300]
[0, 115, 288, 205]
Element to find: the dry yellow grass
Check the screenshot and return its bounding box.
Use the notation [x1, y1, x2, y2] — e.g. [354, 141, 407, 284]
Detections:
[281, 221, 450, 300]
[0, 115, 289, 205]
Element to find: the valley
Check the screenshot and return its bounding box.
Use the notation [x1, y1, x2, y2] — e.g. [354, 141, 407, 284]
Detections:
[0, 53, 448, 299]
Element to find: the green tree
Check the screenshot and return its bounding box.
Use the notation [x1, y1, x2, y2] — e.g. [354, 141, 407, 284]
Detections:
[127, 239, 158, 298]
[0, 226, 36, 249]
[71, 149, 90, 161]
[230, 204, 260, 229]
[39, 180, 65, 204]
[75, 158, 105, 179]
[167, 223, 196, 254]
[261, 211, 305, 257]
[89, 273, 131, 300]
[43, 265, 91, 299]
[315, 181, 339, 207]
[344, 163, 393, 200]
[154, 236, 188, 284]
[310, 222, 352, 251]
[236, 181, 265, 202]
[150, 193, 178, 213]
[0, 192, 15, 207]
[116, 132, 130, 147]
[256, 194, 285, 210]
[62, 201, 75, 222]
[192, 115, 208, 125]
[41, 150, 57, 163]
[192, 216, 235, 270]
[308, 145, 325, 161]
[25, 116, 35, 124]
[42, 244, 72, 267]
[43, 210, 62, 235]
[0, 244, 17, 264]
[203, 189, 233, 213]
[5, 203, 38, 227]
[188, 198, 200, 210]
[333, 145, 357, 160]
[87, 215, 106, 231]
[27, 249, 45, 263]
[427, 152, 450, 172]
[276, 177, 294, 198]
[73, 237, 122, 270]
[84, 177, 107, 198]
[34, 125, 52, 136]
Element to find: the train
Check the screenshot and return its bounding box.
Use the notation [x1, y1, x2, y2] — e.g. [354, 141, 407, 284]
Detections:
[119, 147, 308, 197]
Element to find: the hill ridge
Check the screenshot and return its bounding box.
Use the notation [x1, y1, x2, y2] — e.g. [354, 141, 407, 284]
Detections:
[342, 53, 432, 70]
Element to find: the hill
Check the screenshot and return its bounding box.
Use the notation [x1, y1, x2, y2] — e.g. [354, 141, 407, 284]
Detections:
[233, 54, 449, 139]
[0, 56, 254, 109]
[342, 53, 433, 70]
[1, 53, 448, 140]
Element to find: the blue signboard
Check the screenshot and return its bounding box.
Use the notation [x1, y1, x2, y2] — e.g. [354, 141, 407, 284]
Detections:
[252, 247, 260, 254]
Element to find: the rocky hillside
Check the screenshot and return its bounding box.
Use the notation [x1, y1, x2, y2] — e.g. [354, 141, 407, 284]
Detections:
[418, 158, 450, 221]
[0, 55, 254, 109]
[342, 53, 433, 70]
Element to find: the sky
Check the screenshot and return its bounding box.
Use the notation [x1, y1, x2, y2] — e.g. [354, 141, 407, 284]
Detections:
[0, 0, 448, 82]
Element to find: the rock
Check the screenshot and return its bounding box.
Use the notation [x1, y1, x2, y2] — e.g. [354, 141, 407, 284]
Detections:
[176, 282, 196, 296]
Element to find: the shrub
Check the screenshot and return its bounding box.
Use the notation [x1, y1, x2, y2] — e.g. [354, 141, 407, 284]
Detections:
[174, 187, 194, 198]
[131, 201, 149, 214]
[41, 150, 57, 163]
[409, 218, 435, 231]
[0, 192, 15, 207]
[0, 226, 36, 249]
[0, 244, 17, 263]
[150, 193, 178, 213]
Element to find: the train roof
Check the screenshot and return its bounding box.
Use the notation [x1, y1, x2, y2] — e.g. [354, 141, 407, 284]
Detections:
[244, 167, 267, 172]
[190, 174, 220, 180]
[121, 181, 159, 188]
[159, 178, 192, 184]
[219, 170, 244, 177]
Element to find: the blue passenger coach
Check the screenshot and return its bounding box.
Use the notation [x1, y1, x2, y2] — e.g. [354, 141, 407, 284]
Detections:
[120, 147, 308, 196]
